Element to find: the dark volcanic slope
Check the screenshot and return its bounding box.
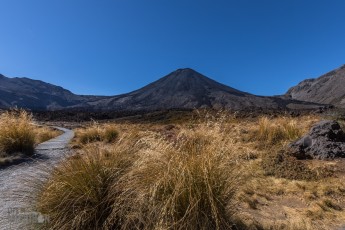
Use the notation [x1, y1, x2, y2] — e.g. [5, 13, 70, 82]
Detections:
[86, 68, 319, 111]
[286, 65, 345, 108]
[0, 69, 323, 111]
[0, 74, 103, 110]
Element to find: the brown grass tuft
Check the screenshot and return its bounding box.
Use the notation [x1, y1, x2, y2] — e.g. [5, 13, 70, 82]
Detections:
[76, 123, 119, 144]
[255, 116, 303, 146]
[35, 126, 62, 144]
[36, 145, 136, 229]
[0, 109, 36, 155]
[109, 130, 240, 229]
[36, 123, 242, 229]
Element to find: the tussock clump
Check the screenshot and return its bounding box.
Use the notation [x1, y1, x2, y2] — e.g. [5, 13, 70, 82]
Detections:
[103, 125, 119, 143]
[36, 124, 242, 230]
[109, 129, 240, 230]
[76, 123, 119, 144]
[35, 126, 62, 144]
[0, 109, 36, 155]
[35, 113, 335, 230]
[77, 126, 103, 144]
[36, 144, 137, 230]
[255, 117, 303, 145]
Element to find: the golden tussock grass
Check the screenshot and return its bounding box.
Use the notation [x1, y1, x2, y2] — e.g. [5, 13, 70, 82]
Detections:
[37, 146, 136, 229]
[36, 121, 243, 230]
[34, 113, 345, 230]
[254, 116, 317, 146]
[75, 123, 119, 145]
[0, 109, 62, 166]
[109, 128, 241, 230]
[0, 109, 36, 155]
[35, 126, 63, 144]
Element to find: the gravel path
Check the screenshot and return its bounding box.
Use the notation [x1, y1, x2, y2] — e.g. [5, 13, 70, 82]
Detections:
[0, 127, 74, 230]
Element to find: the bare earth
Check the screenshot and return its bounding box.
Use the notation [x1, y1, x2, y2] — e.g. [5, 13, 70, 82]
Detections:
[0, 127, 74, 230]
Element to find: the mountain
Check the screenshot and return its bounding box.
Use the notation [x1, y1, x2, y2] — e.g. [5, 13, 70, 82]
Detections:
[286, 65, 345, 107]
[82, 68, 322, 111]
[0, 69, 323, 111]
[0, 74, 104, 110]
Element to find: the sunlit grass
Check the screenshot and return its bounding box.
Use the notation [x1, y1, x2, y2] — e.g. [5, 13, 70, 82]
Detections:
[75, 123, 119, 144]
[33, 113, 345, 230]
[0, 109, 36, 155]
[35, 126, 63, 144]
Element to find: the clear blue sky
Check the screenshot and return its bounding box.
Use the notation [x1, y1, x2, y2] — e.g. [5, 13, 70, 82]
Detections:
[1, 0, 345, 96]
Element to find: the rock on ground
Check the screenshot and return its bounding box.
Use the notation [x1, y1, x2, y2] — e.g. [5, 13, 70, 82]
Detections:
[288, 120, 345, 159]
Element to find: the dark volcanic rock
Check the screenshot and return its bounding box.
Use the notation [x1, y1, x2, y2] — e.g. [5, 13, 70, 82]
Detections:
[289, 120, 345, 159]
[286, 64, 345, 108]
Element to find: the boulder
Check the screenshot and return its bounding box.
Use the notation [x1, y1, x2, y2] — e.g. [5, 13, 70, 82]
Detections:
[288, 120, 345, 159]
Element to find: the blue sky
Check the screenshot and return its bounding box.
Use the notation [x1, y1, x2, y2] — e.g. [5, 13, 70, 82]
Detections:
[0, 0, 345, 96]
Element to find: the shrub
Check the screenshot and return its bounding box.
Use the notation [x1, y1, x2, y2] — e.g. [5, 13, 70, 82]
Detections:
[0, 109, 36, 155]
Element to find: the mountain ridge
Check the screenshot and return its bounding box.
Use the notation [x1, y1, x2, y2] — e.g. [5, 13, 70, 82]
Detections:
[0, 74, 107, 110]
[80, 68, 282, 110]
[286, 64, 345, 107]
[0, 68, 325, 111]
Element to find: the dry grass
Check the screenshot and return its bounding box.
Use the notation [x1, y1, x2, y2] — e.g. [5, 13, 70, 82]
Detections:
[35, 126, 63, 144]
[75, 123, 119, 145]
[109, 128, 240, 230]
[36, 121, 242, 229]
[0, 109, 36, 155]
[254, 116, 305, 146]
[37, 145, 136, 229]
[0, 110, 63, 166]
[34, 113, 345, 230]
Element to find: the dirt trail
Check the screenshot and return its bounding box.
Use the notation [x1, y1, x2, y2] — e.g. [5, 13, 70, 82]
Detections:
[0, 127, 74, 230]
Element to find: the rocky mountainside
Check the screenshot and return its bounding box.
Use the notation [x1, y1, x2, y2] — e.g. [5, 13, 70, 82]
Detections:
[83, 68, 320, 111]
[0, 69, 323, 111]
[0, 74, 104, 110]
[286, 65, 345, 107]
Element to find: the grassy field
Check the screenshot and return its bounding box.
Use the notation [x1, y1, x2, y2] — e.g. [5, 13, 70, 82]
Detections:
[33, 111, 345, 229]
[0, 110, 62, 166]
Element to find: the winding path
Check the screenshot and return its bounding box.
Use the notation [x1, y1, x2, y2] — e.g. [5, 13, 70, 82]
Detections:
[0, 127, 74, 230]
